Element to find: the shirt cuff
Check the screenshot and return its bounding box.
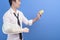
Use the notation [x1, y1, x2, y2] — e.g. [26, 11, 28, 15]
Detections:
[28, 20, 33, 26]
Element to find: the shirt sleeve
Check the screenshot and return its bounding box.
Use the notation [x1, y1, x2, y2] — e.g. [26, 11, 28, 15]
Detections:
[2, 13, 24, 34]
[20, 12, 33, 26]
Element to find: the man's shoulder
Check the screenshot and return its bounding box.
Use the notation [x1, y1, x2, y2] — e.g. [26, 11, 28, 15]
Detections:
[3, 9, 10, 18]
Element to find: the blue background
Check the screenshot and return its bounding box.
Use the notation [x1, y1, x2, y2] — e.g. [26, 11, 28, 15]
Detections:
[0, 0, 60, 40]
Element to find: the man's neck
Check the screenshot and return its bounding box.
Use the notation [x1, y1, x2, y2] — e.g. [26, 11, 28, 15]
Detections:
[11, 5, 17, 13]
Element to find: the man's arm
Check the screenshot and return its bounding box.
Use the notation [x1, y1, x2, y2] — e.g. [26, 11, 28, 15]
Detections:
[32, 10, 44, 24]
[32, 13, 41, 24]
[2, 14, 29, 34]
[22, 10, 43, 26]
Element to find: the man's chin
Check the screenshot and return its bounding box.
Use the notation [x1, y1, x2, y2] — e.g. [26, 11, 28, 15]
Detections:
[17, 6, 20, 9]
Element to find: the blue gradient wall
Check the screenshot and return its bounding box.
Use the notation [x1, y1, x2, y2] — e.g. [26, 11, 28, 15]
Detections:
[0, 0, 60, 40]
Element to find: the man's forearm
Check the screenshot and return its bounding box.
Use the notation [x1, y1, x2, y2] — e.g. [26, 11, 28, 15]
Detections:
[32, 15, 41, 24]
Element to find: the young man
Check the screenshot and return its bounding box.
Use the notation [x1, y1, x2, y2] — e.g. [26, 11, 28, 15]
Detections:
[2, 0, 42, 40]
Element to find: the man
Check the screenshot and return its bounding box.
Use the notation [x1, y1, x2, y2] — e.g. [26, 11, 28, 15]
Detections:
[2, 0, 42, 40]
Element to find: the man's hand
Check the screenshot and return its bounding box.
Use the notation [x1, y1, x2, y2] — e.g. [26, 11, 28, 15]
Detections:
[37, 10, 44, 19]
[23, 27, 29, 33]
[32, 10, 44, 23]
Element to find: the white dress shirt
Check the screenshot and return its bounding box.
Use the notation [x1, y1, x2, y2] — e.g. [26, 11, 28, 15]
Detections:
[2, 7, 33, 40]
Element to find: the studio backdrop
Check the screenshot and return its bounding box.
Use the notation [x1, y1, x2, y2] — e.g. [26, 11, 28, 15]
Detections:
[0, 0, 60, 40]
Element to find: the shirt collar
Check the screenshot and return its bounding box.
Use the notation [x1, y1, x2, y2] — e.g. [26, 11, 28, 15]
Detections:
[10, 7, 18, 14]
